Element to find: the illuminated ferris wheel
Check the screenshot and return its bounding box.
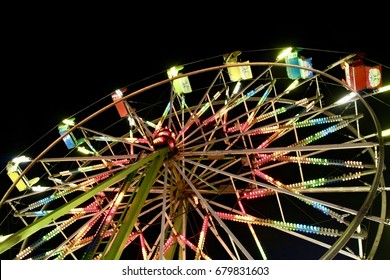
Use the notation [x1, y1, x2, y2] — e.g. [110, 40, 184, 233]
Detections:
[0, 47, 389, 260]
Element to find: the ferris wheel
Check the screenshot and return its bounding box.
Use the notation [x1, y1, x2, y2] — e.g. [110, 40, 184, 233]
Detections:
[0, 47, 389, 260]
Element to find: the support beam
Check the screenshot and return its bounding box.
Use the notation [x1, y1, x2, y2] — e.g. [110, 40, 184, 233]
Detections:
[101, 150, 166, 259]
[0, 149, 166, 255]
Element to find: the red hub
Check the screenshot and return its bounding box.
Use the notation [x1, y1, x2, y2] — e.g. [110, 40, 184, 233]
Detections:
[152, 126, 177, 152]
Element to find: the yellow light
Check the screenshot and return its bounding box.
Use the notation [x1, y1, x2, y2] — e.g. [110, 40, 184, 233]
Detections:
[382, 128, 390, 137]
[233, 81, 241, 94]
[167, 66, 183, 78]
[285, 80, 299, 93]
[12, 155, 31, 164]
[77, 146, 95, 155]
[114, 89, 124, 97]
[62, 118, 75, 126]
[31, 186, 49, 192]
[276, 47, 293, 61]
[376, 85, 390, 93]
[335, 92, 357, 105]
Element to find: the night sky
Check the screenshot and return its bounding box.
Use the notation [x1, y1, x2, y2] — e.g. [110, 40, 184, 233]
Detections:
[1, 5, 389, 260]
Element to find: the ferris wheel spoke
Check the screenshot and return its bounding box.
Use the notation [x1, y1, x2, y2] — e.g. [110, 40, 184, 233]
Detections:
[171, 160, 254, 259]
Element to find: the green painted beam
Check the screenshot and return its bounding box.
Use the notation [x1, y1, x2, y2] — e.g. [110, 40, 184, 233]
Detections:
[0, 149, 165, 255]
[101, 150, 166, 260]
[164, 203, 184, 260]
